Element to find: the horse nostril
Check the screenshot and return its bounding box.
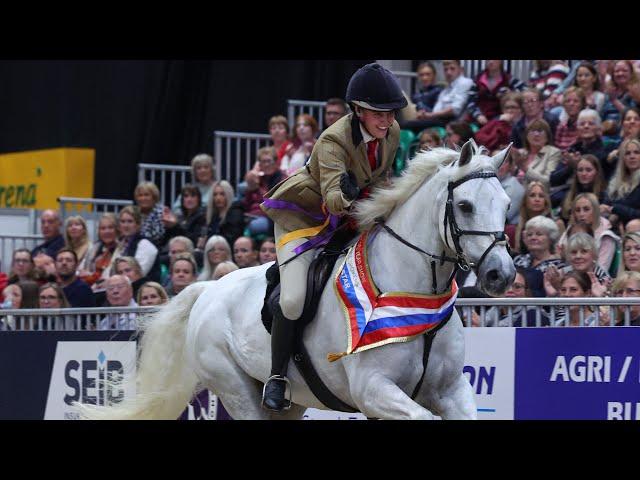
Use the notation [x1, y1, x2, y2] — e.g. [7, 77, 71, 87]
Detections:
[487, 269, 500, 283]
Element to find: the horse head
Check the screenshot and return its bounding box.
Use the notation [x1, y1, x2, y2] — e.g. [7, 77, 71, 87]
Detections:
[437, 139, 516, 296]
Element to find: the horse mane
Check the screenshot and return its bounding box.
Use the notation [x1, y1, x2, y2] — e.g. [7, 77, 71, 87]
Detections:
[353, 143, 495, 231]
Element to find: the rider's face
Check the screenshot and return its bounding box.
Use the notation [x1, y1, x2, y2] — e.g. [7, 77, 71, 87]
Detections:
[358, 108, 395, 140]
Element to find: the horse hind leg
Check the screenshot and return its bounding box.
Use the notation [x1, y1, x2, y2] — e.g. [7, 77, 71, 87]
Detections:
[350, 372, 436, 420]
[431, 373, 477, 420]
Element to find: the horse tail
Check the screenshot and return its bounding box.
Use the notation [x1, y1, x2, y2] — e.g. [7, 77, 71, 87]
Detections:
[74, 282, 207, 420]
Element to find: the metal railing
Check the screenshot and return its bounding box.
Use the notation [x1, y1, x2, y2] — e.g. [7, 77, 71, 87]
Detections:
[58, 197, 133, 219]
[137, 163, 193, 208]
[213, 130, 272, 190]
[393, 70, 418, 96]
[0, 306, 158, 331]
[457, 297, 640, 328]
[287, 99, 328, 132]
[0, 234, 44, 273]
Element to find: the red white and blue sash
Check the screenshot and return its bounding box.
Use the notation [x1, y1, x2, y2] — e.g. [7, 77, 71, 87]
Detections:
[328, 230, 458, 362]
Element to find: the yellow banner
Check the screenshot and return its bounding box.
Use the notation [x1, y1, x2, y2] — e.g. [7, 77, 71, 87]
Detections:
[0, 148, 95, 209]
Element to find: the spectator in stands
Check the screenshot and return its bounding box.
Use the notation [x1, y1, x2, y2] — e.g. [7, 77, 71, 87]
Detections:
[602, 139, 640, 226]
[212, 261, 239, 280]
[528, 60, 570, 101]
[280, 114, 318, 176]
[33, 253, 57, 284]
[474, 91, 523, 152]
[78, 213, 118, 289]
[172, 154, 216, 214]
[402, 60, 473, 133]
[514, 215, 566, 273]
[604, 271, 640, 326]
[411, 61, 444, 116]
[562, 232, 612, 283]
[243, 147, 282, 237]
[572, 62, 606, 116]
[166, 253, 197, 297]
[63, 215, 91, 265]
[137, 281, 169, 306]
[161, 236, 196, 284]
[259, 237, 277, 264]
[162, 184, 207, 247]
[466, 59, 525, 126]
[38, 283, 70, 309]
[557, 193, 619, 272]
[114, 256, 147, 298]
[511, 88, 559, 149]
[55, 248, 95, 308]
[513, 119, 561, 187]
[496, 147, 525, 229]
[99, 275, 137, 330]
[604, 106, 640, 170]
[31, 209, 64, 258]
[625, 219, 640, 234]
[418, 129, 443, 151]
[112, 206, 160, 282]
[620, 232, 640, 274]
[269, 115, 292, 164]
[8, 249, 37, 285]
[483, 269, 549, 327]
[198, 235, 232, 281]
[233, 236, 260, 268]
[554, 87, 586, 151]
[601, 60, 640, 136]
[323, 98, 349, 131]
[203, 180, 245, 250]
[514, 181, 563, 255]
[2, 281, 37, 309]
[444, 121, 474, 149]
[552, 271, 597, 326]
[134, 181, 165, 247]
[559, 156, 609, 222]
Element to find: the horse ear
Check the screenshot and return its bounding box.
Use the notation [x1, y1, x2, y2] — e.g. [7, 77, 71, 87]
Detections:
[491, 143, 513, 170]
[458, 139, 476, 167]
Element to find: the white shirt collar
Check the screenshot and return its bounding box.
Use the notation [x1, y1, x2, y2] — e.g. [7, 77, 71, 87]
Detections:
[359, 122, 375, 144]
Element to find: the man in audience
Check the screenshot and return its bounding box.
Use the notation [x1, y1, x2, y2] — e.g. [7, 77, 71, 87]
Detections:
[167, 252, 197, 297]
[98, 275, 137, 330]
[322, 98, 349, 132]
[401, 60, 473, 133]
[32, 210, 65, 258]
[233, 236, 260, 268]
[55, 248, 95, 308]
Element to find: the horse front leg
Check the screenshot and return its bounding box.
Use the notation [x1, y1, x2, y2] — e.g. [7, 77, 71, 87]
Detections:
[430, 373, 477, 420]
[349, 372, 436, 420]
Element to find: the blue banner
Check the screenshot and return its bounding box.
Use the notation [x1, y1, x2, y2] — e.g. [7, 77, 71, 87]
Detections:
[515, 328, 640, 420]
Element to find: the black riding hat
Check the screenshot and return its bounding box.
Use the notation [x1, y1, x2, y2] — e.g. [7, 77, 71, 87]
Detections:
[346, 63, 408, 112]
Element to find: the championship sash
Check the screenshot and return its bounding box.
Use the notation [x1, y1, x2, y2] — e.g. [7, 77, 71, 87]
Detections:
[329, 230, 458, 362]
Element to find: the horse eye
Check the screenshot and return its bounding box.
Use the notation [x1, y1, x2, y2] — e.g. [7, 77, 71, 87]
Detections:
[457, 200, 473, 214]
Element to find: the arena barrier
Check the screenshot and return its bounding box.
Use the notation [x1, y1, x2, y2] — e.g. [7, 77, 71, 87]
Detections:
[213, 130, 272, 190]
[58, 197, 133, 219]
[287, 99, 328, 132]
[0, 234, 44, 273]
[137, 163, 192, 208]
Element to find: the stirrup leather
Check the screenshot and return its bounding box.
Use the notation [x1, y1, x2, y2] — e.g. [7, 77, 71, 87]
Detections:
[261, 375, 292, 411]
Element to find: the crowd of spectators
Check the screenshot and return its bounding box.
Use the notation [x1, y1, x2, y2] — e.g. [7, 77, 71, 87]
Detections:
[2, 60, 639, 329]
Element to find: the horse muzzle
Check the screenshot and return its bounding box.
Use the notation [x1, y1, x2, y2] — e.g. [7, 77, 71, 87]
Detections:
[477, 250, 516, 297]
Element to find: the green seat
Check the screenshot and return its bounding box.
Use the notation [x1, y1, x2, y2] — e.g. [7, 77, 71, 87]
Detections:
[394, 129, 417, 176]
[470, 123, 480, 134]
[608, 241, 622, 277]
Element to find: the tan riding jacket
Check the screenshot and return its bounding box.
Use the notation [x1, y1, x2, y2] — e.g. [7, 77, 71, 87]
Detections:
[260, 113, 400, 232]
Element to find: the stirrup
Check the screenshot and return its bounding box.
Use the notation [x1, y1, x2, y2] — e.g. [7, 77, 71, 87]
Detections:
[261, 375, 292, 412]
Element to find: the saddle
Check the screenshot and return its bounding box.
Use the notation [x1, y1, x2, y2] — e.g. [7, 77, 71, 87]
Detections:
[260, 228, 359, 413]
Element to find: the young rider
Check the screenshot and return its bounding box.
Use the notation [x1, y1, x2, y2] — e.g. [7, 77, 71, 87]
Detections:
[259, 63, 407, 412]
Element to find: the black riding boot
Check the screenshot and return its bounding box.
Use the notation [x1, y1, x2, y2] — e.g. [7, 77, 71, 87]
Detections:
[262, 304, 297, 412]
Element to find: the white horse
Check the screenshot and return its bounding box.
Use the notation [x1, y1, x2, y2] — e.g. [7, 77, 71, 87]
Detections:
[76, 139, 515, 420]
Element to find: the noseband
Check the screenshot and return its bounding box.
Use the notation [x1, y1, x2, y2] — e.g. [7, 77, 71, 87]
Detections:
[375, 170, 508, 293]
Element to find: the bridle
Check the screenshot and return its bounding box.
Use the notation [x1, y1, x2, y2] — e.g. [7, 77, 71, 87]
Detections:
[376, 170, 509, 293]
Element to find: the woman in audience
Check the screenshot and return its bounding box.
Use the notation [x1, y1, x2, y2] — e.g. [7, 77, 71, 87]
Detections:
[474, 91, 523, 152]
[514, 215, 566, 273]
[136, 281, 169, 306]
[553, 271, 598, 326]
[605, 271, 640, 326]
[134, 181, 165, 247]
[554, 87, 586, 151]
[605, 107, 640, 172]
[78, 213, 118, 289]
[114, 256, 147, 298]
[280, 114, 318, 176]
[7, 249, 37, 285]
[111, 206, 160, 282]
[212, 261, 239, 280]
[172, 153, 216, 214]
[202, 180, 245, 250]
[198, 235, 232, 281]
[412, 61, 443, 117]
[559, 155, 608, 222]
[514, 182, 563, 254]
[619, 231, 640, 274]
[1, 281, 48, 330]
[444, 121, 474, 149]
[513, 118, 561, 187]
[557, 193, 619, 271]
[38, 283, 70, 309]
[63, 215, 91, 265]
[602, 139, 640, 226]
[572, 62, 606, 116]
[243, 147, 282, 237]
[162, 184, 207, 247]
[269, 115, 292, 164]
[258, 237, 277, 265]
[418, 129, 442, 151]
[601, 60, 640, 135]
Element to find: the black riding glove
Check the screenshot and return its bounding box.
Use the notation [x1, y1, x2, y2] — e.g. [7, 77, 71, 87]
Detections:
[340, 170, 360, 201]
